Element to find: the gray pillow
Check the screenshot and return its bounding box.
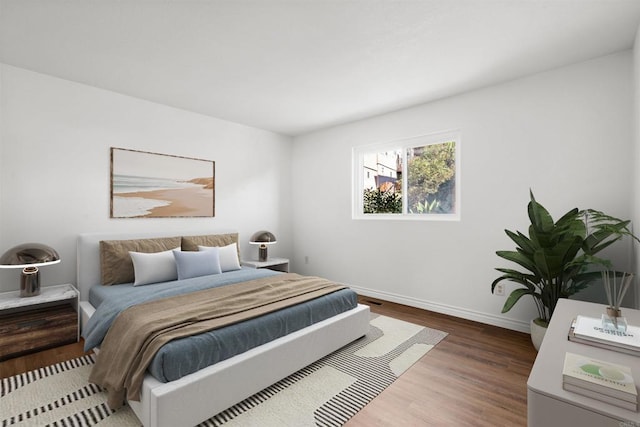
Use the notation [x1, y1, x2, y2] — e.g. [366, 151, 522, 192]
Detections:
[173, 248, 221, 280]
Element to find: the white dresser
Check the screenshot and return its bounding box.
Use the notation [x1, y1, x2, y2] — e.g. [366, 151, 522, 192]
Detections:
[527, 299, 640, 426]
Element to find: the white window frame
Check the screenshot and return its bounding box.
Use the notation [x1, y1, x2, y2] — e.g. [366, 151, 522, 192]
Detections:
[352, 130, 461, 221]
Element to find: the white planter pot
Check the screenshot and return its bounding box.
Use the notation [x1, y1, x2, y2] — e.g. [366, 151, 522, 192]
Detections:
[530, 318, 548, 351]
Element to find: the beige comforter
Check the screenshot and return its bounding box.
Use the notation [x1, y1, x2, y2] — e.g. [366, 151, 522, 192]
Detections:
[89, 273, 347, 409]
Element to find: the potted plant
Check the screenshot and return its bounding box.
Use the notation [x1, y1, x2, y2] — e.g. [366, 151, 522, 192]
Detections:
[491, 191, 638, 350]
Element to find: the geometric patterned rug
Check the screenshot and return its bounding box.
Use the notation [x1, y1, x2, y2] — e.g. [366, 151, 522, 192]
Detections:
[0, 315, 447, 427]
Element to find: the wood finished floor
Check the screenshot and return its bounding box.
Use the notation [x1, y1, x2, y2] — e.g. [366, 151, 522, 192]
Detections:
[348, 297, 537, 426]
[0, 296, 537, 426]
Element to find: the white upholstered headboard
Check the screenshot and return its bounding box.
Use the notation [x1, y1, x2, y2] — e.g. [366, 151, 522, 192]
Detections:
[76, 230, 236, 301]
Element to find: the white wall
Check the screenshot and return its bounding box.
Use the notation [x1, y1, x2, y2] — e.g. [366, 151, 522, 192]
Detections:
[0, 65, 3, 248]
[1, 50, 635, 332]
[292, 51, 634, 332]
[634, 27, 640, 310]
[0, 65, 293, 293]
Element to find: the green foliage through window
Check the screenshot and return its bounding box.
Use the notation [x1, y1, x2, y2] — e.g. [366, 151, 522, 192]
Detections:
[354, 132, 460, 220]
[407, 141, 456, 214]
[363, 188, 402, 213]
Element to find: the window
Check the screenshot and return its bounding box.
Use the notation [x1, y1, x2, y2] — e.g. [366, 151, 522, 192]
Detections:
[353, 131, 460, 220]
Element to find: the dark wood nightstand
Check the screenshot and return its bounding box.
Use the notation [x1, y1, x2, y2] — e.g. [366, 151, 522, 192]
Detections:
[0, 284, 79, 361]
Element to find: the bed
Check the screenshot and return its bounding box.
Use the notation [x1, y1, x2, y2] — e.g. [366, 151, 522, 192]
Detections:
[77, 230, 370, 427]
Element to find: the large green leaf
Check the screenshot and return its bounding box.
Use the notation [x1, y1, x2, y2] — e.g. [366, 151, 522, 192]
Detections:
[582, 231, 622, 255]
[495, 267, 539, 283]
[583, 228, 623, 254]
[492, 269, 538, 292]
[502, 288, 538, 313]
[496, 250, 539, 275]
[556, 235, 584, 266]
[555, 217, 586, 242]
[532, 249, 563, 279]
[528, 224, 554, 249]
[528, 192, 554, 234]
[555, 208, 581, 225]
[505, 229, 536, 254]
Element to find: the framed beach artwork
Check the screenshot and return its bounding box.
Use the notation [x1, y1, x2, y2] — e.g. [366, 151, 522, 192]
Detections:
[110, 147, 215, 218]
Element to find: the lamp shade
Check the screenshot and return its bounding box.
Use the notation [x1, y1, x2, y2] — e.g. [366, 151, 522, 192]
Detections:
[249, 231, 276, 262]
[249, 231, 277, 245]
[0, 243, 61, 269]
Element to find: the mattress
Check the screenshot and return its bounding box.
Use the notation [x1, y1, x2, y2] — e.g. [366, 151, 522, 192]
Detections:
[84, 268, 358, 382]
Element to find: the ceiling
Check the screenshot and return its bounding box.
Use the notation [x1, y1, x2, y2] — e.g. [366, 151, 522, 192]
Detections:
[2, 1, 640, 136]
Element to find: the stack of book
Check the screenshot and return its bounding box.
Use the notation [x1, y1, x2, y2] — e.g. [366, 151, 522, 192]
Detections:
[562, 352, 638, 411]
[568, 315, 640, 356]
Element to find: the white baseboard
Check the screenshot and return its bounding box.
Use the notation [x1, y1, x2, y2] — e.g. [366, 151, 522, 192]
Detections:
[350, 285, 531, 334]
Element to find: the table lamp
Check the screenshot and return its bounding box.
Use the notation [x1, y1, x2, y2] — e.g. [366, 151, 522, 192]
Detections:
[0, 243, 61, 297]
[249, 231, 277, 262]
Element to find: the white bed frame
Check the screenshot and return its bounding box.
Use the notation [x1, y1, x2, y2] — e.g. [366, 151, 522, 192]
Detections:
[76, 231, 370, 427]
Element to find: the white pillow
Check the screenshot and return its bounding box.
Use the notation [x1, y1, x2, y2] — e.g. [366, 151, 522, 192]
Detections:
[199, 243, 241, 272]
[173, 248, 222, 280]
[129, 248, 179, 286]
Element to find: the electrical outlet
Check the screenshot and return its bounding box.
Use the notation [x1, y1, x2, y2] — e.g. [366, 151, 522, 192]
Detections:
[494, 283, 505, 296]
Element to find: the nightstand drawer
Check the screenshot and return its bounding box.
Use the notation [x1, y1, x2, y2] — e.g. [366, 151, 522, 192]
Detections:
[0, 304, 78, 361]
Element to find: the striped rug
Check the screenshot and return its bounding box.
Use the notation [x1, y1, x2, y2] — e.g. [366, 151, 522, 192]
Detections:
[1, 315, 447, 427]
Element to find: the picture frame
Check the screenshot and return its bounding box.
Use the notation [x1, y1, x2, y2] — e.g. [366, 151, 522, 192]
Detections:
[110, 147, 215, 218]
